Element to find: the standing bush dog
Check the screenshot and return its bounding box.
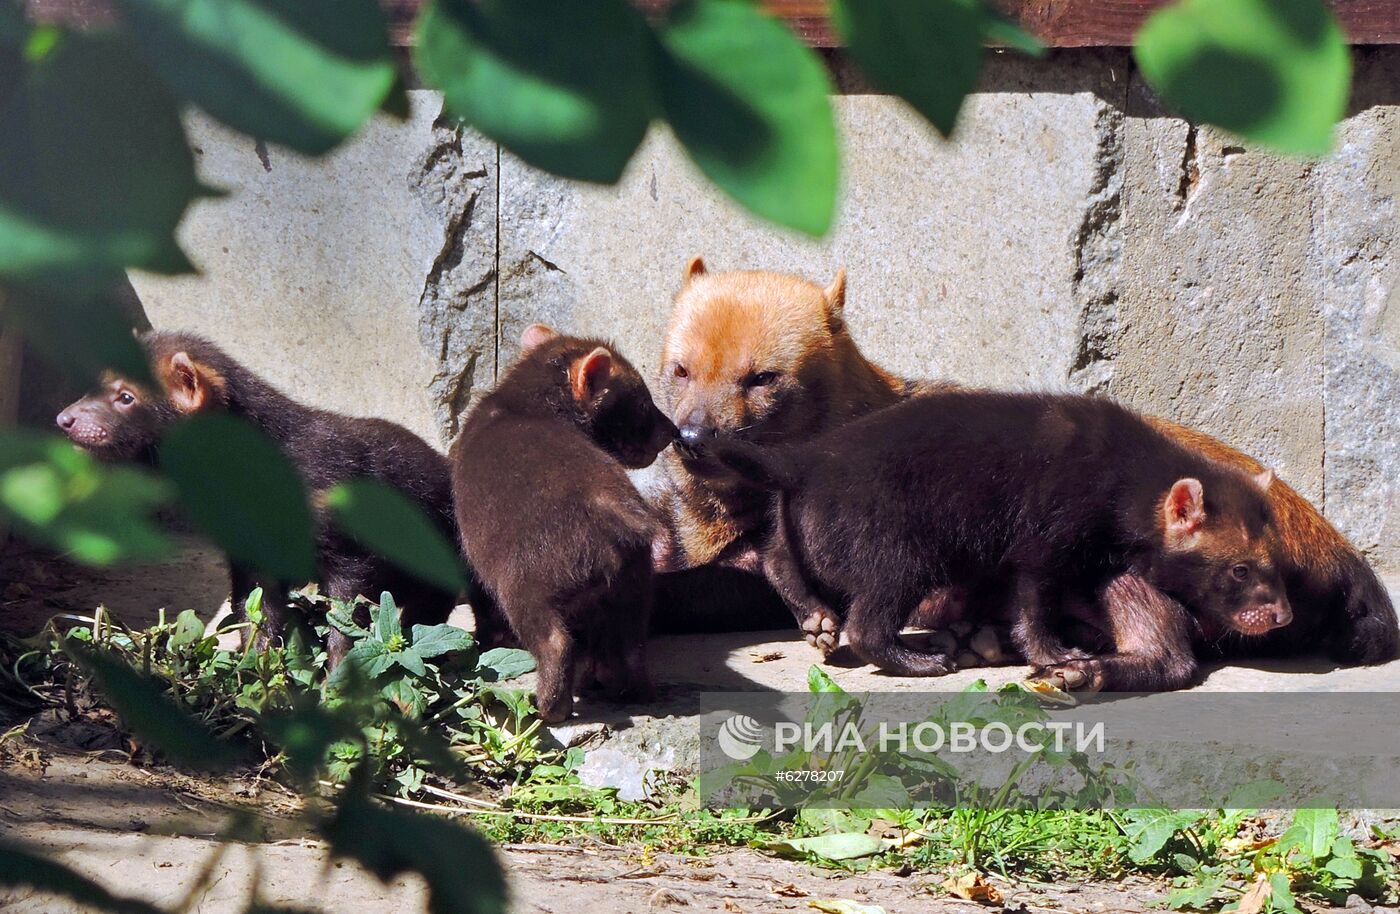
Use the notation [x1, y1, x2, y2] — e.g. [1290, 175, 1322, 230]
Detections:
[450, 324, 676, 723]
[656, 260, 1398, 668]
[710, 390, 1293, 691]
[56, 331, 459, 664]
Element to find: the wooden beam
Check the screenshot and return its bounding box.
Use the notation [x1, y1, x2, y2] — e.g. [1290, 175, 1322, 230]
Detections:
[25, 0, 1400, 47]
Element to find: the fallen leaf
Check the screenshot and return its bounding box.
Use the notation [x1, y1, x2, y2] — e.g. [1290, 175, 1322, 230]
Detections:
[808, 900, 887, 914]
[750, 650, 785, 663]
[772, 883, 808, 898]
[1237, 873, 1271, 914]
[941, 871, 1004, 905]
[1021, 677, 1078, 706]
[768, 833, 888, 861]
[723, 900, 743, 913]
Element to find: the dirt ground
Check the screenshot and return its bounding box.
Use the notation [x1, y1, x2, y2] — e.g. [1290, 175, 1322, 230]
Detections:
[0, 749, 1178, 914]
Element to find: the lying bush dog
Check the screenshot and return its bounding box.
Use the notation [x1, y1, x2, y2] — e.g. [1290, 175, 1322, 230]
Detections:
[709, 389, 1294, 691]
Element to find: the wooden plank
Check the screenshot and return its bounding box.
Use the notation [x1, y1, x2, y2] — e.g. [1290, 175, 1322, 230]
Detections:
[25, 0, 1400, 47]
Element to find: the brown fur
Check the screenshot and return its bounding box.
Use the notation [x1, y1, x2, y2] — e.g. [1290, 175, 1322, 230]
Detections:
[450, 325, 676, 723]
[709, 390, 1292, 690]
[57, 332, 460, 665]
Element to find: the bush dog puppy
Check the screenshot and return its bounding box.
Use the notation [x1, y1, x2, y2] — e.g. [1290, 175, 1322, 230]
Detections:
[710, 390, 1294, 691]
[450, 325, 677, 723]
[56, 331, 459, 664]
[658, 260, 1397, 667]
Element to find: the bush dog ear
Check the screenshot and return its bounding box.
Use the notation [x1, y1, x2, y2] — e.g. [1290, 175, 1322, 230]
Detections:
[683, 256, 707, 286]
[570, 347, 613, 403]
[824, 268, 847, 332]
[1253, 468, 1275, 492]
[162, 351, 219, 413]
[1163, 478, 1206, 546]
[520, 323, 559, 353]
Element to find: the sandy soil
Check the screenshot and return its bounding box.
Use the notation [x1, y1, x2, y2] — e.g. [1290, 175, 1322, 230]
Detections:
[0, 748, 1180, 914]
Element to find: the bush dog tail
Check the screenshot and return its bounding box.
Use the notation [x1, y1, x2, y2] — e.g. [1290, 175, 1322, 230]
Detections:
[706, 437, 803, 492]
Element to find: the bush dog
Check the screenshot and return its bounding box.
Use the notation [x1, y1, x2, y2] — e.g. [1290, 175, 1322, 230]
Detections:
[657, 260, 1398, 667]
[56, 331, 459, 664]
[710, 390, 1295, 691]
[450, 325, 676, 723]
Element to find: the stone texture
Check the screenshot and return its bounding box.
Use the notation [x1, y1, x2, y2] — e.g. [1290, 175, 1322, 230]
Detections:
[128, 90, 496, 448]
[1314, 50, 1400, 573]
[498, 51, 1132, 389]
[1105, 85, 1326, 503]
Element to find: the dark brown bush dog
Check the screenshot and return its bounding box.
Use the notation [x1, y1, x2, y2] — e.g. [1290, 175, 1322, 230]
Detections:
[711, 390, 1293, 691]
[450, 325, 676, 722]
[56, 331, 458, 664]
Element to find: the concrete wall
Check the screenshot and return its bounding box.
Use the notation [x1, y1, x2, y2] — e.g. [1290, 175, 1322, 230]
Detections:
[91, 48, 1398, 573]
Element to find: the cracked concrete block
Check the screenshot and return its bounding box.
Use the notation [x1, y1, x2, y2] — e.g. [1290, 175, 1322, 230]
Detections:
[1108, 82, 1326, 503]
[1313, 49, 1400, 573]
[129, 91, 497, 447]
[497, 51, 1132, 391]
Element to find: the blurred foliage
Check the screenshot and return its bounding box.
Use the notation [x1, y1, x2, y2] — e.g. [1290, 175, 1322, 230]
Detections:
[1135, 0, 1350, 156]
[0, 427, 171, 563]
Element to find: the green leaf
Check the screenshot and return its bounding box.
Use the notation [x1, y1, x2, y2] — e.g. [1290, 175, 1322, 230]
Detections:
[807, 664, 845, 694]
[328, 638, 396, 690]
[1124, 808, 1203, 864]
[117, 0, 395, 155]
[654, 0, 837, 236]
[767, 832, 886, 862]
[831, 0, 982, 137]
[1133, 0, 1350, 156]
[477, 647, 536, 682]
[0, 428, 172, 564]
[168, 609, 206, 649]
[1268, 872, 1300, 913]
[0, 29, 203, 287]
[261, 700, 356, 785]
[324, 479, 466, 593]
[409, 623, 475, 660]
[1280, 807, 1339, 864]
[322, 793, 508, 914]
[381, 675, 427, 718]
[71, 644, 240, 771]
[1165, 876, 1226, 910]
[3, 285, 152, 385]
[0, 839, 166, 914]
[391, 650, 427, 678]
[374, 591, 402, 642]
[160, 413, 316, 583]
[414, 0, 654, 183]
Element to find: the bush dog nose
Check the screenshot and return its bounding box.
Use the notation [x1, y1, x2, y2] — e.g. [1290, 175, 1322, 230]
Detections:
[678, 423, 715, 448]
[56, 410, 76, 430]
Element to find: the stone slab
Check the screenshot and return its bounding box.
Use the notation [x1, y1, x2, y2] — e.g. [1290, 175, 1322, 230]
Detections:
[1314, 51, 1400, 574]
[127, 91, 497, 448]
[497, 52, 1132, 391]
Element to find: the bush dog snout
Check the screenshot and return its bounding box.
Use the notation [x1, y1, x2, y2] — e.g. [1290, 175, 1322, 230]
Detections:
[56, 331, 459, 665]
[450, 324, 674, 723]
[710, 390, 1292, 692]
